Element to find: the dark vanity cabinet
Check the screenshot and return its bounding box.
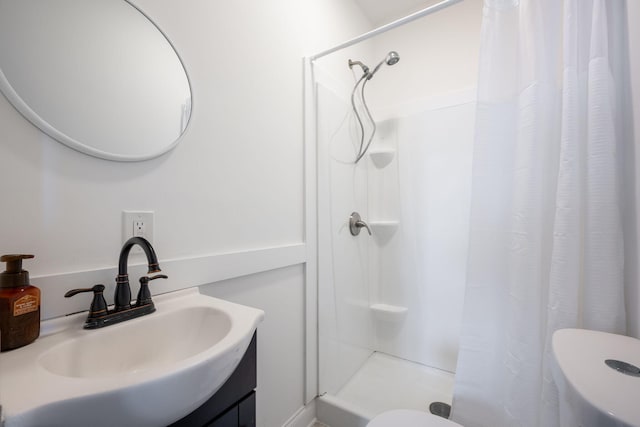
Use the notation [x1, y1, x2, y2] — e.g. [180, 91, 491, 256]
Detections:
[170, 333, 257, 427]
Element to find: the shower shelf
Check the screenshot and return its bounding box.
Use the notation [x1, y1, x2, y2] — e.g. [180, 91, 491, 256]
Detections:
[370, 304, 408, 322]
[369, 221, 399, 241]
[368, 148, 395, 168]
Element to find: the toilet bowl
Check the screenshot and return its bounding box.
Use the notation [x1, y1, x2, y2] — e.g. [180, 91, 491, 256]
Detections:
[367, 409, 463, 427]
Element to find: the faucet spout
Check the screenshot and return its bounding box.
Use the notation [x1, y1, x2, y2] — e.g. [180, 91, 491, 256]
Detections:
[115, 237, 161, 311]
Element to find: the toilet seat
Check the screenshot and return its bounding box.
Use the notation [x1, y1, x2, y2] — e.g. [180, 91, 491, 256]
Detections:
[367, 409, 463, 427]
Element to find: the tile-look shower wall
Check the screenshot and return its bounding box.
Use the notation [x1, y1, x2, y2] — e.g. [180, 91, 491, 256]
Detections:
[315, 0, 483, 391]
[364, 0, 483, 372]
[368, 94, 476, 372]
[313, 34, 380, 397]
[315, 61, 376, 395]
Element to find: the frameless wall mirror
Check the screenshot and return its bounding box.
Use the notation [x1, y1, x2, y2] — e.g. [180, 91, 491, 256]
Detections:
[0, 0, 192, 161]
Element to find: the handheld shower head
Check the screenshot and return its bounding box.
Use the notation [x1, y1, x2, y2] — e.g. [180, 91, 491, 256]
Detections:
[368, 51, 400, 79]
[347, 50, 400, 164]
[386, 51, 400, 66]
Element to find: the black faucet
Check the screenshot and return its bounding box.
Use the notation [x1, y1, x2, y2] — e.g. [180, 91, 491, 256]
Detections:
[115, 236, 162, 311]
[65, 237, 168, 329]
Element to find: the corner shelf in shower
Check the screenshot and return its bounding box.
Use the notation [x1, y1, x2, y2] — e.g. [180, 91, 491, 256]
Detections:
[368, 148, 395, 168]
[369, 220, 399, 242]
[370, 303, 408, 322]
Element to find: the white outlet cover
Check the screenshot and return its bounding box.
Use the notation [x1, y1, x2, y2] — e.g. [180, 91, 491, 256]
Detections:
[122, 211, 154, 249]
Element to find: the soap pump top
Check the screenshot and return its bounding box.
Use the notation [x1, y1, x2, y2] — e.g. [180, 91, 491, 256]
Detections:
[0, 254, 34, 288]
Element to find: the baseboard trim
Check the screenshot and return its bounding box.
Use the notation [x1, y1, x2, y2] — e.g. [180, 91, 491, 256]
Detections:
[283, 400, 318, 427]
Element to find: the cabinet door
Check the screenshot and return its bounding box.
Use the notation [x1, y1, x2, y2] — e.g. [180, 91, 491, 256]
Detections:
[170, 333, 257, 427]
[209, 406, 238, 427]
[238, 392, 256, 427]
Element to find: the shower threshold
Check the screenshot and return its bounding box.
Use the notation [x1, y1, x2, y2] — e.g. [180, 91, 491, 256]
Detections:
[317, 352, 455, 427]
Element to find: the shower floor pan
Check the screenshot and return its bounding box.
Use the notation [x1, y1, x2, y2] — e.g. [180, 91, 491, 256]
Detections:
[317, 352, 455, 427]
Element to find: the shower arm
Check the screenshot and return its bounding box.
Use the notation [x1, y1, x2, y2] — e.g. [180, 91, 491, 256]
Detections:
[348, 59, 369, 76]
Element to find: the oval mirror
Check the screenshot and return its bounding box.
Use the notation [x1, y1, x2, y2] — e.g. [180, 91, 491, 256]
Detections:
[0, 0, 192, 161]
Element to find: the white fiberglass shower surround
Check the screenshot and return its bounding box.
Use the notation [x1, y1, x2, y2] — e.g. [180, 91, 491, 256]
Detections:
[306, 0, 483, 425]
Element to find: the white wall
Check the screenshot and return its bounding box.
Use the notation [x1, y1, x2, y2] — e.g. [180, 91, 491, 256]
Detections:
[628, 0, 640, 338]
[200, 265, 305, 427]
[0, 0, 372, 425]
[0, 0, 368, 275]
[369, 0, 483, 114]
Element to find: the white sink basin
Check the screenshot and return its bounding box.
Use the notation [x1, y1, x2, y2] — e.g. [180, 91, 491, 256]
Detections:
[0, 288, 264, 427]
[39, 305, 232, 379]
[552, 328, 640, 427]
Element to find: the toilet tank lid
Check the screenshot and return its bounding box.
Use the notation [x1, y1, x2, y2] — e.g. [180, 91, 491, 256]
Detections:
[552, 328, 640, 427]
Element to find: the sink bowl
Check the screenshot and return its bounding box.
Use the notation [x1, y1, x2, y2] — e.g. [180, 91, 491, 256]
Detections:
[0, 288, 264, 427]
[552, 328, 640, 427]
[39, 305, 232, 378]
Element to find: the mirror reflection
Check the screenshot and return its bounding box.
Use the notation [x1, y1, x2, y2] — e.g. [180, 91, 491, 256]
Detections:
[0, 0, 192, 161]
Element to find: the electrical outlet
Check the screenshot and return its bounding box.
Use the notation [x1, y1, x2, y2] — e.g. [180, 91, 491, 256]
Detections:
[122, 211, 154, 251]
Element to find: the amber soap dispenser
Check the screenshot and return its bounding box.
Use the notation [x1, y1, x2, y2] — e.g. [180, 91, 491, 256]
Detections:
[0, 254, 40, 352]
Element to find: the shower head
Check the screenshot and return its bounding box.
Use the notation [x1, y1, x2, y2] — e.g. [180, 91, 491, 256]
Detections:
[386, 51, 400, 66]
[368, 51, 400, 79]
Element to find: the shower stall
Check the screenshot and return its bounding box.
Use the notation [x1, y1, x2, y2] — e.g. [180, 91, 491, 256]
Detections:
[306, 0, 483, 425]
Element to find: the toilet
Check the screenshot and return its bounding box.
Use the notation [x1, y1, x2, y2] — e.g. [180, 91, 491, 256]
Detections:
[367, 409, 462, 426]
[552, 328, 640, 426]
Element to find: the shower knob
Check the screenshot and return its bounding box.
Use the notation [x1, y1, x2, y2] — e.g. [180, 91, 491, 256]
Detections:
[349, 212, 372, 236]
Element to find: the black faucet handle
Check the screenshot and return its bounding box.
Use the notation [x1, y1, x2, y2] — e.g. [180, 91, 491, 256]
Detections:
[64, 284, 108, 318]
[140, 274, 168, 284]
[64, 284, 104, 297]
[136, 274, 168, 307]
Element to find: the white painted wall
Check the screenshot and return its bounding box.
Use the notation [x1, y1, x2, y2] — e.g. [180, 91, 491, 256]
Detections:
[0, 0, 373, 425]
[369, 0, 483, 114]
[627, 0, 640, 338]
[0, 0, 368, 276]
[200, 265, 305, 427]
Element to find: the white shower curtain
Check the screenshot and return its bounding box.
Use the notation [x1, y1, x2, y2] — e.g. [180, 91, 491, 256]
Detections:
[452, 0, 634, 426]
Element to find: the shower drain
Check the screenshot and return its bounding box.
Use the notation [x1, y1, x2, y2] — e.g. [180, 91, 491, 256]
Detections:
[429, 402, 451, 419]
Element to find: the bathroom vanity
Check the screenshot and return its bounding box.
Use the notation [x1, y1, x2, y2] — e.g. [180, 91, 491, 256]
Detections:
[171, 333, 257, 427]
[0, 288, 264, 427]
